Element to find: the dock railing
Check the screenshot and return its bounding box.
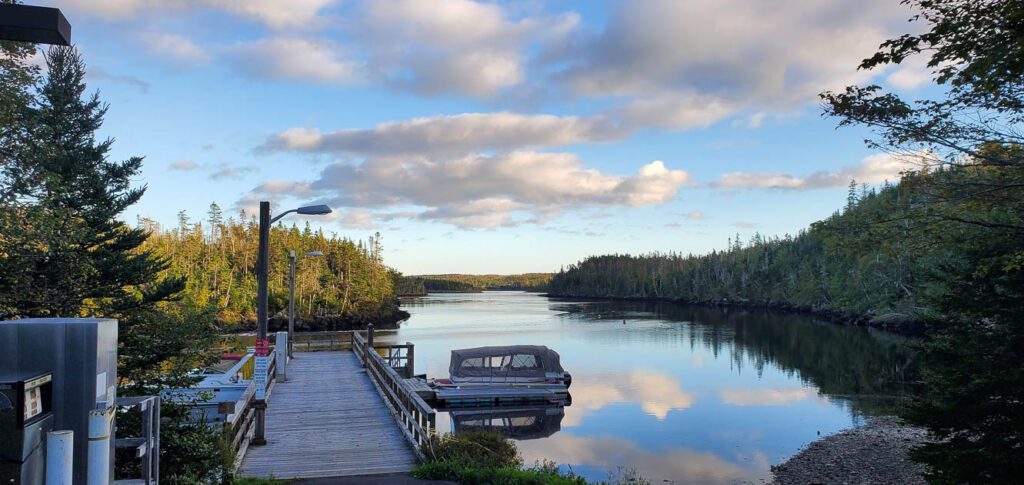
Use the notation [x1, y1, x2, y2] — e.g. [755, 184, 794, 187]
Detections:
[291, 330, 354, 352]
[353, 329, 435, 457]
[224, 347, 277, 455]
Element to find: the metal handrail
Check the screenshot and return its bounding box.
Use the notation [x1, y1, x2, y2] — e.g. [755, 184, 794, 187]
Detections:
[114, 395, 161, 485]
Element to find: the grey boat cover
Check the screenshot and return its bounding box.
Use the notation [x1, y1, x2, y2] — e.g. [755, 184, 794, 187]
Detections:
[449, 345, 564, 379]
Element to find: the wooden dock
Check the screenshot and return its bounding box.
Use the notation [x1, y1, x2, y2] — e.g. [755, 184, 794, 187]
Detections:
[238, 351, 419, 479]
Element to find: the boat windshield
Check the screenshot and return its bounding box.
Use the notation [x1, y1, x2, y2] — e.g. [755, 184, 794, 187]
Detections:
[449, 345, 563, 378]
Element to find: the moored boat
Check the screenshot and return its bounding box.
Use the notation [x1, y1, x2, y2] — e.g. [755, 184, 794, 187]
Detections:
[431, 345, 572, 406]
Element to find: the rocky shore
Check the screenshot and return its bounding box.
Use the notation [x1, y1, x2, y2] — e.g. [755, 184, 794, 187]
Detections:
[771, 416, 930, 485]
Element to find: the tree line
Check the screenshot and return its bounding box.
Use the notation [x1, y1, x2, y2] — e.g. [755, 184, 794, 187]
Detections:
[394, 273, 553, 295]
[142, 211, 404, 330]
[549, 177, 928, 330]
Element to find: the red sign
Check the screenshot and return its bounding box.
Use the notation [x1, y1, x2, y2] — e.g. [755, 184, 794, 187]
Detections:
[255, 338, 270, 357]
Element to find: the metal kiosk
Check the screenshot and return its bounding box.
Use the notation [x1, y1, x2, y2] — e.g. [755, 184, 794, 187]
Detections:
[0, 372, 54, 485]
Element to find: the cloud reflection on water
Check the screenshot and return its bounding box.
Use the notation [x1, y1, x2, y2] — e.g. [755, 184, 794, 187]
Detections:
[717, 387, 819, 406]
[565, 370, 695, 425]
[518, 432, 764, 484]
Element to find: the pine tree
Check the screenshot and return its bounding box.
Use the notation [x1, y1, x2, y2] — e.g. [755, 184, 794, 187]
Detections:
[207, 202, 222, 241]
[0, 47, 183, 317]
[0, 46, 226, 482]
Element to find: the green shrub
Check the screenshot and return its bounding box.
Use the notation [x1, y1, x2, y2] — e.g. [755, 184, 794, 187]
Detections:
[423, 431, 523, 469]
[413, 461, 587, 485]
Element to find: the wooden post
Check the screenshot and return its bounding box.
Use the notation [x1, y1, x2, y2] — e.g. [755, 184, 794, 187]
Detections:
[406, 342, 414, 378]
[367, 323, 374, 348]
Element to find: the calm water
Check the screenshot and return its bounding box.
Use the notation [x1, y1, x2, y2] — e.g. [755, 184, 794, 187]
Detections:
[385, 291, 916, 484]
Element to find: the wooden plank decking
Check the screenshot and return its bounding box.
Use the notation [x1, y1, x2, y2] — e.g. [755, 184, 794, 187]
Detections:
[238, 351, 418, 479]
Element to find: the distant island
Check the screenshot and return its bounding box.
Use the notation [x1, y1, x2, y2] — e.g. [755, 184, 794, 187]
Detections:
[393, 273, 553, 296]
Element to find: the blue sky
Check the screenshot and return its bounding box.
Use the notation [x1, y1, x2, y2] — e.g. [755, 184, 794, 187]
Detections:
[42, 0, 934, 274]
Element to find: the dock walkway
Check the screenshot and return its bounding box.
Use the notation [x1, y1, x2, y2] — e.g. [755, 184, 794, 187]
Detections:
[238, 351, 418, 479]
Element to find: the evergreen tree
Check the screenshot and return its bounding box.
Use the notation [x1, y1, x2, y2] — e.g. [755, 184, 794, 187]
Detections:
[0, 1, 39, 199]
[207, 202, 222, 241]
[0, 46, 182, 317]
[0, 47, 223, 482]
[821, 0, 1024, 481]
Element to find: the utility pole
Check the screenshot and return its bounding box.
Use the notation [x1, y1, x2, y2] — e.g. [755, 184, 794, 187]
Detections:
[252, 201, 271, 446]
[289, 250, 296, 359]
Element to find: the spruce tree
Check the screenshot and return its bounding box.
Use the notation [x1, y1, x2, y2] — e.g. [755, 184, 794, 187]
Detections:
[1, 46, 223, 482]
[0, 46, 182, 318]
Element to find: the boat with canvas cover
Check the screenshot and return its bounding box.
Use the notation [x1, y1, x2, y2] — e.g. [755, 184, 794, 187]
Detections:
[431, 345, 571, 406]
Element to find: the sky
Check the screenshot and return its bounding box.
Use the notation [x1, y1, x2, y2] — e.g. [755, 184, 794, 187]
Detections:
[37, 0, 936, 274]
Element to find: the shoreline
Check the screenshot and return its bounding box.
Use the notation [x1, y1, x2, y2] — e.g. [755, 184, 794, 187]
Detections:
[543, 293, 925, 336]
[222, 308, 411, 333]
[771, 416, 929, 484]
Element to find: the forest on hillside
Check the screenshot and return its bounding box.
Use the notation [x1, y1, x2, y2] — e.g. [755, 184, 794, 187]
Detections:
[140, 206, 405, 330]
[394, 273, 553, 295]
[549, 152, 1022, 334]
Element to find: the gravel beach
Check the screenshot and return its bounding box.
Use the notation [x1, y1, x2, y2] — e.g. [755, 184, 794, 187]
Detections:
[771, 416, 930, 485]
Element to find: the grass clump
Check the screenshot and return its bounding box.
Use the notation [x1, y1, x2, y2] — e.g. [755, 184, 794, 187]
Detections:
[416, 432, 650, 485]
[423, 430, 523, 469]
[413, 460, 587, 485]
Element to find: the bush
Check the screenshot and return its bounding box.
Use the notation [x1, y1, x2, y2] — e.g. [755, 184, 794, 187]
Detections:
[413, 461, 587, 485]
[423, 431, 523, 469]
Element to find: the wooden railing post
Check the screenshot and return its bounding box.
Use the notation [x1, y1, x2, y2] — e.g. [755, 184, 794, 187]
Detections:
[367, 323, 374, 348]
[406, 342, 414, 378]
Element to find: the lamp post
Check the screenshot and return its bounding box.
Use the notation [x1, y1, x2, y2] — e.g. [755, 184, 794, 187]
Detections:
[252, 202, 331, 446]
[288, 250, 323, 358]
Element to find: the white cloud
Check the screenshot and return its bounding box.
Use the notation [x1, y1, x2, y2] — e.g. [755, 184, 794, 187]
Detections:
[886, 63, 931, 90]
[614, 92, 738, 130]
[141, 33, 209, 64]
[712, 152, 924, 190]
[230, 38, 362, 84]
[357, 0, 578, 97]
[206, 0, 334, 29]
[209, 164, 257, 180]
[170, 160, 198, 170]
[262, 112, 627, 157]
[314, 152, 688, 207]
[245, 153, 690, 229]
[553, 0, 910, 129]
[87, 66, 150, 93]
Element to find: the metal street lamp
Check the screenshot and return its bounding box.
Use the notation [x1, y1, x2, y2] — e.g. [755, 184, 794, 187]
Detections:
[288, 250, 323, 358]
[252, 202, 332, 446]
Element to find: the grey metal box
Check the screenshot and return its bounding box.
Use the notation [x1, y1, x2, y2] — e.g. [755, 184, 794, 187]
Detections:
[0, 318, 118, 484]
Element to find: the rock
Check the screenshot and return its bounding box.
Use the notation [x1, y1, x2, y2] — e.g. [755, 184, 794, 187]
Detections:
[770, 416, 930, 485]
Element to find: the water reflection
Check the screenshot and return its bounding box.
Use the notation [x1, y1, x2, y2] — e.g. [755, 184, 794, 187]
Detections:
[550, 299, 918, 417]
[450, 405, 566, 440]
[565, 370, 695, 423]
[394, 292, 919, 484]
[522, 433, 763, 485]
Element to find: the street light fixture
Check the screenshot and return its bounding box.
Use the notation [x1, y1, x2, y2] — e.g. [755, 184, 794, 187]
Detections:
[253, 202, 332, 446]
[0, 4, 71, 45]
[288, 250, 324, 359]
[271, 204, 332, 223]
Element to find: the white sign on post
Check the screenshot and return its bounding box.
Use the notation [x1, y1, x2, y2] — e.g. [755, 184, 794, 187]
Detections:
[253, 356, 268, 400]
